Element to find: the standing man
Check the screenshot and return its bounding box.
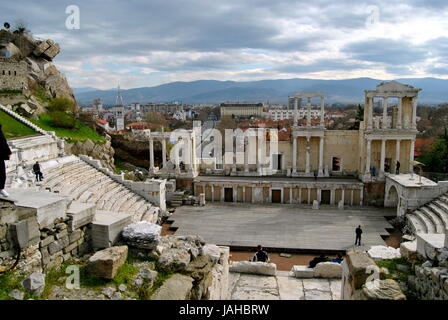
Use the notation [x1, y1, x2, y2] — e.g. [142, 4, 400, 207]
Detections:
[252, 245, 270, 262]
[0, 124, 12, 197]
[396, 161, 401, 175]
[33, 161, 44, 182]
[355, 225, 363, 246]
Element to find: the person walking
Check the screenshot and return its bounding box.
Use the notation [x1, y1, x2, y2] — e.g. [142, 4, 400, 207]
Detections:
[0, 124, 12, 197]
[33, 161, 44, 182]
[396, 161, 401, 175]
[313, 170, 318, 181]
[251, 245, 270, 262]
[355, 225, 363, 246]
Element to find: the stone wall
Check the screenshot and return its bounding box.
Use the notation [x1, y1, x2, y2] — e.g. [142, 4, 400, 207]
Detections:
[0, 58, 27, 90]
[64, 138, 116, 172]
[0, 199, 92, 275]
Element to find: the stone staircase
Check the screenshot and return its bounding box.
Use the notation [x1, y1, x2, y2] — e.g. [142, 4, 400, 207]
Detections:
[0, 104, 49, 136]
[35, 155, 160, 224]
[407, 192, 448, 235]
[169, 191, 184, 207]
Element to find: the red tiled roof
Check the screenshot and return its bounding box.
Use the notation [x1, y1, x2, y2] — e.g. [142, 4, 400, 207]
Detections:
[415, 138, 435, 157]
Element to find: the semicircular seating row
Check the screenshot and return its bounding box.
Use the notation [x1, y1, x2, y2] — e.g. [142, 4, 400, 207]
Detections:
[407, 193, 448, 235]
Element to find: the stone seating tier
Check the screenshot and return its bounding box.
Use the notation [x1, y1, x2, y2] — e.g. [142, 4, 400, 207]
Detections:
[407, 192, 448, 235]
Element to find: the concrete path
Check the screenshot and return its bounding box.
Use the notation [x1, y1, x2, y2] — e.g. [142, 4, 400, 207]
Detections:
[170, 203, 395, 251]
[229, 272, 341, 300]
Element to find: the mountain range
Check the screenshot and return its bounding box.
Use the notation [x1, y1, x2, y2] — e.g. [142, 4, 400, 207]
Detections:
[73, 77, 448, 106]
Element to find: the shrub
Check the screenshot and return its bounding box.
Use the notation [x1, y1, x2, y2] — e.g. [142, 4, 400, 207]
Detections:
[48, 98, 75, 112]
[50, 111, 76, 129]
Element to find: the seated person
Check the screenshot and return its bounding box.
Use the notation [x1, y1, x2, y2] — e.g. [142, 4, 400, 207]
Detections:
[330, 253, 344, 263]
[308, 254, 329, 268]
[251, 245, 270, 263]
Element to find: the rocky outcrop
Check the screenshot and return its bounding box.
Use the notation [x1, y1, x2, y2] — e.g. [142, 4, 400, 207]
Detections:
[314, 262, 342, 279]
[354, 279, 406, 300]
[367, 245, 401, 261]
[111, 132, 153, 169]
[22, 273, 46, 296]
[151, 274, 194, 300]
[0, 28, 78, 113]
[65, 139, 116, 171]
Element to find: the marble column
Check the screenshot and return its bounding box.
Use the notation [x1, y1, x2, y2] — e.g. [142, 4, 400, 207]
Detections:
[211, 185, 215, 202]
[341, 189, 345, 205]
[395, 139, 401, 174]
[290, 187, 293, 204]
[397, 97, 402, 129]
[382, 97, 388, 129]
[244, 138, 249, 173]
[220, 186, 224, 202]
[320, 96, 325, 127]
[318, 136, 324, 176]
[330, 190, 335, 205]
[380, 139, 386, 177]
[305, 136, 311, 174]
[149, 138, 155, 170]
[412, 97, 418, 129]
[294, 97, 299, 126]
[317, 189, 322, 203]
[298, 187, 302, 204]
[365, 139, 372, 175]
[360, 188, 364, 206]
[350, 190, 354, 206]
[409, 139, 415, 173]
[367, 97, 373, 130]
[292, 136, 297, 174]
[307, 188, 311, 204]
[161, 138, 167, 169]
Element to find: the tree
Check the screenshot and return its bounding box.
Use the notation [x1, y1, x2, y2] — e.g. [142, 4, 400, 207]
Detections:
[418, 130, 448, 173]
[144, 111, 167, 130]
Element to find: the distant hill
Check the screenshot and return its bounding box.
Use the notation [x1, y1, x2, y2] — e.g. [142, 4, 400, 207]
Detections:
[74, 77, 448, 106]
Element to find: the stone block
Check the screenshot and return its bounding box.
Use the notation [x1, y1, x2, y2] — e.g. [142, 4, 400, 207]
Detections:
[400, 240, 421, 262]
[69, 229, 82, 244]
[55, 229, 68, 240]
[312, 200, 319, 210]
[158, 248, 191, 273]
[292, 265, 314, 278]
[356, 279, 406, 300]
[417, 233, 445, 260]
[121, 221, 161, 249]
[40, 236, 55, 248]
[151, 274, 194, 300]
[229, 261, 276, 276]
[338, 200, 344, 210]
[367, 245, 401, 261]
[314, 262, 342, 278]
[21, 273, 46, 296]
[346, 250, 377, 290]
[12, 218, 40, 248]
[63, 241, 78, 254]
[67, 202, 96, 231]
[91, 211, 132, 249]
[86, 246, 128, 279]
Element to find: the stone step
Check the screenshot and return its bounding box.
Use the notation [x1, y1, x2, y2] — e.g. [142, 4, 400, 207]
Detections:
[79, 179, 115, 203]
[407, 214, 427, 234]
[96, 184, 124, 206]
[414, 210, 436, 233]
[420, 207, 445, 233]
[43, 162, 87, 187]
[66, 201, 96, 231]
[104, 189, 132, 211]
[427, 203, 448, 230]
[61, 171, 104, 194]
[129, 199, 146, 214]
[118, 194, 140, 212]
[435, 199, 448, 214]
[71, 175, 109, 200]
[51, 167, 99, 192]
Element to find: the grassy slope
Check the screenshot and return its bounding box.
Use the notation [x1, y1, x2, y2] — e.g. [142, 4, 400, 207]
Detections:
[29, 113, 106, 144]
[0, 110, 40, 139]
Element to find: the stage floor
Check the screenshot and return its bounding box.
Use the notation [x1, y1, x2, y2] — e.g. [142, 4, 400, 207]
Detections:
[169, 203, 395, 252]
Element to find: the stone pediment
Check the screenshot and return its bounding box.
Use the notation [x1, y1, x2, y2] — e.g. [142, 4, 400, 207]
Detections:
[375, 81, 420, 93]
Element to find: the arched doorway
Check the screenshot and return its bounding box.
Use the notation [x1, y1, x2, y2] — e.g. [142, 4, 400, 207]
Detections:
[385, 185, 399, 208]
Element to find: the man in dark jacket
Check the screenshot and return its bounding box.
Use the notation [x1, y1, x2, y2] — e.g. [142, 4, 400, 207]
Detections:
[355, 225, 363, 246]
[0, 124, 12, 197]
[33, 161, 44, 182]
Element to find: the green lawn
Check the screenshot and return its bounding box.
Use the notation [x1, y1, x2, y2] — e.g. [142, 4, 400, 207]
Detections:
[0, 109, 40, 139]
[29, 113, 106, 144]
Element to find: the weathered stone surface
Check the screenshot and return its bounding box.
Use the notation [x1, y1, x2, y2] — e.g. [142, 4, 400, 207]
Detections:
[346, 250, 377, 290]
[312, 200, 319, 210]
[86, 246, 128, 279]
[358, 279, 406, 300]
[302, 278, 331, 292]
[101, 287, 116, 298]
[9, 289, 24, 300]
[21, 273, 46, 296]
[151, 274, 194, 300]
[229, 261, 276, 276]
[304, 290, 332, 300]
[157, 248, 191, 273]
[367, 245, 401, 261]
[292, 265, 314, 278]
[277, 276, 305, 300]
[201, 244, 222, 263]
[314, 262, 342, 279]
[122, 221, 161, 249]
[231, 274, 280, 300]
[400, 240, 421, 262]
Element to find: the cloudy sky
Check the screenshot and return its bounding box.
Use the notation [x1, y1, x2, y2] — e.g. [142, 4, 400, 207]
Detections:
[2, 0, 448, 89]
